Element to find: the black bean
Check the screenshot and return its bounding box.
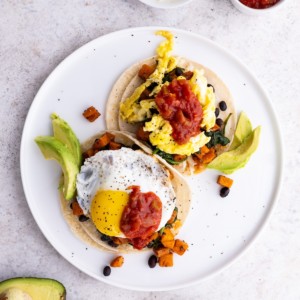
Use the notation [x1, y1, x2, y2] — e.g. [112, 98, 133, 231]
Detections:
[220, 187, 230, 198]
[78, 215, 89, 222]
[131, 144, 141, 151]
[175, 67, 184, 76]
[216, 118, 223, 127]
[100, 234, 111, 242]
[103, 266, 111, 276]
[207, 83, 215, 92]
[69, 202, 74, 209]
[108, 240, 118, 248]
[219, 101, 227, 111]
[148, 255, 158, 268]
[215, 107, 220, 117]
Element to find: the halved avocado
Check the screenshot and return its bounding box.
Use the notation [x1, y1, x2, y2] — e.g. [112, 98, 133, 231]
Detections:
[207, 126, 261, 174]
[51, 113, 82, 167]
[35, 136, 79, 200]
[0, 277, 66, 300]
[229, 111, 253, 150]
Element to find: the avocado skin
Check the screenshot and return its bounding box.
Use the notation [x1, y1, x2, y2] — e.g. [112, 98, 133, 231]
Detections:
[0, 277, 66, 300]
[35, 136, 79, 200]
[51, 113, 82, 168]
[207, 126, 261, 174]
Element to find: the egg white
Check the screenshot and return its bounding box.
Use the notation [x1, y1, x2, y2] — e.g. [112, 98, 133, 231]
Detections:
[76, 147, 176, 237]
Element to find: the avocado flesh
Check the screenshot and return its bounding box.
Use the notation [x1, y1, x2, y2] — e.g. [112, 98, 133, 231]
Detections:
[51, 113, 82, 167]
[207, 126, 261, 174]
[0, 277, 66, 300]
[35, 136, 79, 200]
[229, 111, 253, 150]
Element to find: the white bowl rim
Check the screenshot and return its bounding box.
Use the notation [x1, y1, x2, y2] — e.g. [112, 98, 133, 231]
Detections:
[231, 0, 288, 14]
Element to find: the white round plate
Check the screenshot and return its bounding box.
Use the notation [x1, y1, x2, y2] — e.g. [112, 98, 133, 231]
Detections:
[20, 27, 283, 291]
[138, 0, 193, 9]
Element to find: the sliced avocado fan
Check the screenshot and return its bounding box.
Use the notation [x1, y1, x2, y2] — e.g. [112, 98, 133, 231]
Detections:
[51, 113, 82, 167]
[35, 136, 79, 200]
[207, 126, 261, 174]
[0, 277, 66, 300]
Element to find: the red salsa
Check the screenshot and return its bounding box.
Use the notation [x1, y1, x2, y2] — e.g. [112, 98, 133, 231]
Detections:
[240, 0, 280, 8]
[120, 186, 162, 250]
[155, 79, 203, 145]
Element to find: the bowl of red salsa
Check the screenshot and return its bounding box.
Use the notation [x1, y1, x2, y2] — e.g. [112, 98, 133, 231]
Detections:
[231, 0, 287, 15]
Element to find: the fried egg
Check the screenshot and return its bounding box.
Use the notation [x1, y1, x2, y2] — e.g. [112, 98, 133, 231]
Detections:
[76, 147, 176, 238]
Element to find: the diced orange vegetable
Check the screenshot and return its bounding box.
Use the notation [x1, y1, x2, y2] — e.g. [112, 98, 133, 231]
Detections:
[109, 141, 122, 150]
[93, 133, 115, 150]
[170, 220, 182, 236]
[161, 228, 175, 249]
[71, 201, 83, 216]
[173, 154, 187, 162]
[200, 145, 210, 155]
[202, 148, 216, 164]
[173, 239, 189, 256]
[183, 71, 194, 80]
[210, 124, 221, 131]
[158, 253, 173, 267]
[82, 106, 101, 122]
[139, 88, 151, 100]
[110, 256, 124, 268]
[136, 126, 150, 142]
[217, 175, 234, 188]
[153, 247, 171, 258]
[138, 64, 156, 81]
[167, 209, 178, 225]
[112, 237, 129, 245]
[82, 148, 95, 159]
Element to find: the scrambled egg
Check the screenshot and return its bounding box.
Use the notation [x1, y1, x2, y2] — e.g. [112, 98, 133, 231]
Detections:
[120, 31, 216, 156]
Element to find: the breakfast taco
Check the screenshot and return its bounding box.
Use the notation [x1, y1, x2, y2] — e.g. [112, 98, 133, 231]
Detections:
[59, 130, 191, 255]
[106, 31, 237, 175]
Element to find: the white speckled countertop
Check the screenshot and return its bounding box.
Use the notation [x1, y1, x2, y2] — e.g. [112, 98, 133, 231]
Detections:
[1, 0, 300, 299]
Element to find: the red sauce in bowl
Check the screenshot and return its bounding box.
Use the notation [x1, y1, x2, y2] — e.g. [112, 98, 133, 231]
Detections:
[240, 0, 280, 9]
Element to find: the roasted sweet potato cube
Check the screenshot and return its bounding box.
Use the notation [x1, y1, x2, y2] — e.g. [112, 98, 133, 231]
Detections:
[71, 201, 83, 216]
[109, 141, 122, 150]
[138, 64, 156, 81]
[110, 256, 124, 268]
[158, 253, 173, 267]
[93, 133, 115, 150]
[173, 239, 189, 256]
[217, 175, 234, 188]
[161, 228, 175, 249]
[153, 247, 171, 258]
[82, 106, 101, 122]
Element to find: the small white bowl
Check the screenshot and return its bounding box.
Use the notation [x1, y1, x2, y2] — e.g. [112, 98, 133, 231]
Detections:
[230, 0, 288, 15]
[138, 0, 193, 9]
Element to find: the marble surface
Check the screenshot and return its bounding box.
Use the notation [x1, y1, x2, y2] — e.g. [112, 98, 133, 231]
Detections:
[0, 0, 300, 299]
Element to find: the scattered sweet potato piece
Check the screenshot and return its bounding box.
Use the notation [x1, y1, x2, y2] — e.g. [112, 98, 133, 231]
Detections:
[158, 253, 173, 267]
[110, 256, 124, 268]
[138, 64, 156, 81]
[210, 124, 220, 132]
[93, 133, 114, 150]
[112, 237, 129, 245]
[167, 208, 178, 225]
[202, 148, 216, 164]
[217, 175, 233, 188]
[71, 201, 84, 216]
[173, 239, 189, 256]
[170, 220, 182, 236]
[161, 228, 175, 249]
[173, 154, 187, 162]
[109, 141, 122, 150]
[153, 247, 171, 258]
[183, 71, 194, 80]
[82, 106, 101, 122]
[136, 125, 150, 142]
[82, 148, 95, 159]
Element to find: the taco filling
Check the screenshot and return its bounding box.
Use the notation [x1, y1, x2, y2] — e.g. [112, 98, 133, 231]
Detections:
[107, 30, 236, 174]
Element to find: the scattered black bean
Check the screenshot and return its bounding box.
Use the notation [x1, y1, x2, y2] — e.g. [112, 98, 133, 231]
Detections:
[131, 144, 141, 151]
[216, 118, 224, 127]
[69, 202, 74, 209]
[207, 83, 215, 92]
[148, 255, 158, 268]
[219, 101, 227, 111]
[78, 215, 89, 222]
[220, 187, 230, 198]
[215, 107, 220, 117]
[103, 266, 111, 276]
[175, 67, 184, 76]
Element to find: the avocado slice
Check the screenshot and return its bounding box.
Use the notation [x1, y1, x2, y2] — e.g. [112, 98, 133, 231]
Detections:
[207, 126, 261, 174]
[229, 111, 253, 150]
[35, 136, 79, 200]
[0, 277, 66, 300]
[51, 113, 82, 167]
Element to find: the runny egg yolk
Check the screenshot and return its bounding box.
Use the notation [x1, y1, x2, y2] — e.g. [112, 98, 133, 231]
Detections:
[90, 190, 129, 237]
